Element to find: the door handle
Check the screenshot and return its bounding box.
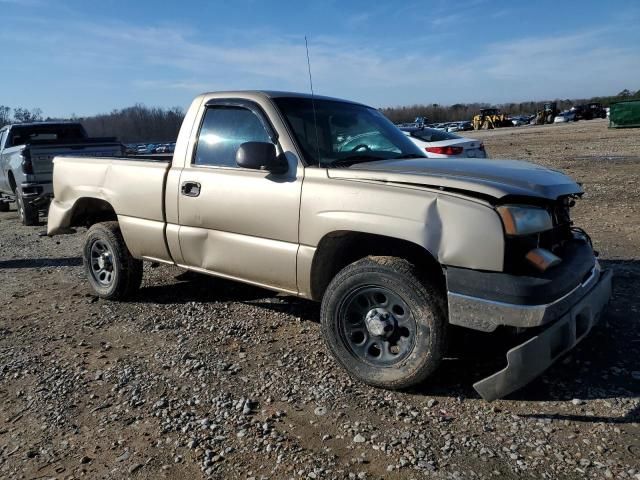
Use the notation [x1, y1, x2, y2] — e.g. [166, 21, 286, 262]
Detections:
[181, 181, 201, 197]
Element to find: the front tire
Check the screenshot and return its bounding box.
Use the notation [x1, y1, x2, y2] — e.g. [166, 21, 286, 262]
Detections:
[16, 191, 39, 226]
[83, 221, 143, 300]
[320, 256, 446, 389]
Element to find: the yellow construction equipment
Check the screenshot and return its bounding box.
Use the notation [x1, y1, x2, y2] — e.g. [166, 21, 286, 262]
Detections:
[473, 108, 511, 130]
[534, 102, 559, 125]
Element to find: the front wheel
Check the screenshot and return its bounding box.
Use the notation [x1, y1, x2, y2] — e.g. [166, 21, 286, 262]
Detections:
[320, 256, 446, 389]
[83, 221, 143, 300]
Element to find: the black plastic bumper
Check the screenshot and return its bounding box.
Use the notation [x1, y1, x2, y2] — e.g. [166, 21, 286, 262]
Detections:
[446, 240, 595, 306]
[21, 182, 45, 196]
[19, 182, 53, 208]
[473, 268, 612, 401]
[446, 240, 601, 331]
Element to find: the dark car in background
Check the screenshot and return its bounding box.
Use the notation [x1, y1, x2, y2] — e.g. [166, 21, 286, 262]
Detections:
[571, 103, 607, 120]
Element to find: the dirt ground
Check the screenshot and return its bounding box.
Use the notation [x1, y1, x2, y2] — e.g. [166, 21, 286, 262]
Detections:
[0, 119, 638, 480]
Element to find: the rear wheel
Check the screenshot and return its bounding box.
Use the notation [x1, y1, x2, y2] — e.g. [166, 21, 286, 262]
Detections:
[83, 221, 143, 300]
[16, 191, 39, 226]
[321, 256, 446, 389]
[0, 201, 9, 212]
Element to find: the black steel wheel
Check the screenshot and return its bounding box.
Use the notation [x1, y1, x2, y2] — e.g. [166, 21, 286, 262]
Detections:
[339, 286, 416, 367]
[83, 222, 143, 300]
[321, 256, 446, 390]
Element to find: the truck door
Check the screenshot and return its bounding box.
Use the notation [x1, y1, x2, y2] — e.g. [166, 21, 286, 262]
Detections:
[176, 100, 303, 293]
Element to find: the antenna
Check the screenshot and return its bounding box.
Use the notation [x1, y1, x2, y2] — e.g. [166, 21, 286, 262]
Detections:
[305, 35, 321, 167]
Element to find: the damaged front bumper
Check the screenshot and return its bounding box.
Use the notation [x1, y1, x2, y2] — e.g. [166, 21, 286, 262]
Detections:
[445, 240, 613, 401]
[473, 268, 612, 401]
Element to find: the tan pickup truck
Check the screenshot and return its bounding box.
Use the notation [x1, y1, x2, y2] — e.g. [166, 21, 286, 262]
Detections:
[47, 91, 612, 400]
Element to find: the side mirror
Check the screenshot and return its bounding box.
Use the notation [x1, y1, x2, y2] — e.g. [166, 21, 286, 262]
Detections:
[236, 142, 287, 174]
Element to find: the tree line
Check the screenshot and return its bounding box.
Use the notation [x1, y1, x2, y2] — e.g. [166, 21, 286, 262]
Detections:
[0, 106, 44, 126]
[2, 88, 639, 142]
[77, 104, 184, 143]
[379, 89, 640, 124]
[0, 104, 183, 143]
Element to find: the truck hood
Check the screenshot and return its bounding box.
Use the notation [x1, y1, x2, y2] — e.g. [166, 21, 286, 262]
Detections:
[327, 157, 583, 201]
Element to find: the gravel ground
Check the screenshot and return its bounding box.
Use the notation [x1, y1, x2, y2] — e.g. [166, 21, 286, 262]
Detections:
[0, 119, 639, 480]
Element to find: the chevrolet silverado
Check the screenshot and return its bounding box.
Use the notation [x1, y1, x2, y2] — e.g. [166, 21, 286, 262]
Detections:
[46, 91, 612, 400]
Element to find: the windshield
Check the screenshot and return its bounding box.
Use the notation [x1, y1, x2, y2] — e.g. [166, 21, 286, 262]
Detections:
[406, 128, 460, 142]
[273, 97, 424, 167]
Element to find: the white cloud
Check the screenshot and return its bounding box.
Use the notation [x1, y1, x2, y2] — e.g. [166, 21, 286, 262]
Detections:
[430, 13, 464, 27]
[463, 30, 640, 102]
[1, 13, 638, 114]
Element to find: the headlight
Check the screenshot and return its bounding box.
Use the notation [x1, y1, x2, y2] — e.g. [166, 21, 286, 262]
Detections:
[497, 205, 553, 236]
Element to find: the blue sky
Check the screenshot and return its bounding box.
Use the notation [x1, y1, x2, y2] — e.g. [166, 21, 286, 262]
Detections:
[1, 0, 639, 116]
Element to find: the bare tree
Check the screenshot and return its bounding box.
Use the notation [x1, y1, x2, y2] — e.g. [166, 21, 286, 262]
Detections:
[0, 106, 11, 127]
[12, 107, 43, 123]
[79, 104, 184, 143]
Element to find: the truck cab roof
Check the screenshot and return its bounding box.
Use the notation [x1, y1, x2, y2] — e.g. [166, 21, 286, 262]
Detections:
[198, 90, 367, 107]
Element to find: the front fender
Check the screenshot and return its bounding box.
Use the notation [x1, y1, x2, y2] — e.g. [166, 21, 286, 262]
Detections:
[299, 170, 505, 271]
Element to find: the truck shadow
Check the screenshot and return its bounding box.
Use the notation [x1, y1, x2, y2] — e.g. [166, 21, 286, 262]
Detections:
[0, 257, 82, 269]
[157, 267, 311, 318]
[516, 405, 640, 425]
[137, 271, 319, 316]
[137, 271, 273, 304]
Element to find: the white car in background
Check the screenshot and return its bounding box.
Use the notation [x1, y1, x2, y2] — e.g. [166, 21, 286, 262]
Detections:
[400, 127, 487, 158]
[510, 116, 530, 127]
[553, 111, 576, 123]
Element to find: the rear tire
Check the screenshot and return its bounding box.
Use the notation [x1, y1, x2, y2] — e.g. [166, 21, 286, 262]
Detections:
[83, 221, 143, 300]
[0, 201, 9, 212]
[16, 191, 39, 226]
[320, 256, 446, 390]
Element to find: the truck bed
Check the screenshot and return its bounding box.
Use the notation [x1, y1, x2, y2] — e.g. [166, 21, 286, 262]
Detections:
[49, 155, 171, 229]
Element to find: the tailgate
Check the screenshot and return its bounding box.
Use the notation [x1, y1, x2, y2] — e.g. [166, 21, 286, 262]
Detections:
[31, 143, 123, 175]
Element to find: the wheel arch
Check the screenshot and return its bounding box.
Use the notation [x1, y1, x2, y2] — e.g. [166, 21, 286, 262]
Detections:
[48, 196, 118, 236]
[68, 197, 118, 227]
[309, 230, 445, 301]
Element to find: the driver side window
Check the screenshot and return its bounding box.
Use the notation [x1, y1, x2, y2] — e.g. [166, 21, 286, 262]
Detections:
[194, 106, 271, 168]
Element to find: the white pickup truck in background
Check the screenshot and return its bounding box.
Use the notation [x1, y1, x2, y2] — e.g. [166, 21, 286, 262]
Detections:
[0, 122, 124, 225]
